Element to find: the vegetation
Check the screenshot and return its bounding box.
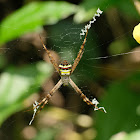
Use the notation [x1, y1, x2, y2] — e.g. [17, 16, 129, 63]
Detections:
[0, 0, 140, 140]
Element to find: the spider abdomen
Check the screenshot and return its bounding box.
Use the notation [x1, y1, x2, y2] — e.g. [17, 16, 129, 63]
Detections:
[59, 60, 72, 76]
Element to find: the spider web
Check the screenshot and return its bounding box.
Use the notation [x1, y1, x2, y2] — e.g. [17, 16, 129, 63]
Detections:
[0, 15, 138, 108]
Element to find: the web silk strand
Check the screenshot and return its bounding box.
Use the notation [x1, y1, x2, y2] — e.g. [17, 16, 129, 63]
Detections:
[80, 8, 103, 37]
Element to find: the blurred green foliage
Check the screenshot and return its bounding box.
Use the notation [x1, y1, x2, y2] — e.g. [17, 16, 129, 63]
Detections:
[0, 62, 53, 125]
[0, 0, 140, 140]
[0, 1, 77, 45]
[95, 71, 140, 140]
[81, 0, 139, 18]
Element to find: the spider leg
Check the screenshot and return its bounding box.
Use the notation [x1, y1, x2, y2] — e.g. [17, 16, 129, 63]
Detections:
[32, 98, 46, 110]
[29, 79, 63, 125]
[38, 79, 63, 111]
[39, 35, 60, 74]
[36, 99, 49, 115]
[69, 78, 106, 113]
[71, 29, 88, 74]
[25, 98, 46, 112]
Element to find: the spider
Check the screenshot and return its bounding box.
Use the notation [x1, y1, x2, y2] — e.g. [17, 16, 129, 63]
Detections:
[29, 9, 106, 125]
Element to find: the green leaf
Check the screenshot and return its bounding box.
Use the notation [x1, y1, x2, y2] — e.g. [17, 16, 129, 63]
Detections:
[0, 61, 53, 125]
[108, 39, 130, 55]
[74, 8, 98, 24]
[80, 0, 139, 20]
[95, 71, 140, 140]
[0, 1, 77, 45]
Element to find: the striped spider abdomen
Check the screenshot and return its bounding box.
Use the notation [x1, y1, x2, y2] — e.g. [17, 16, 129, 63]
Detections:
[59, 60, 72, 85]
[59, 60, 72, 76]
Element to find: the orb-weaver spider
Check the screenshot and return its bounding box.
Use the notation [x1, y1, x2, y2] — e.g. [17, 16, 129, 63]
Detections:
[29, 8, 106, 125]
